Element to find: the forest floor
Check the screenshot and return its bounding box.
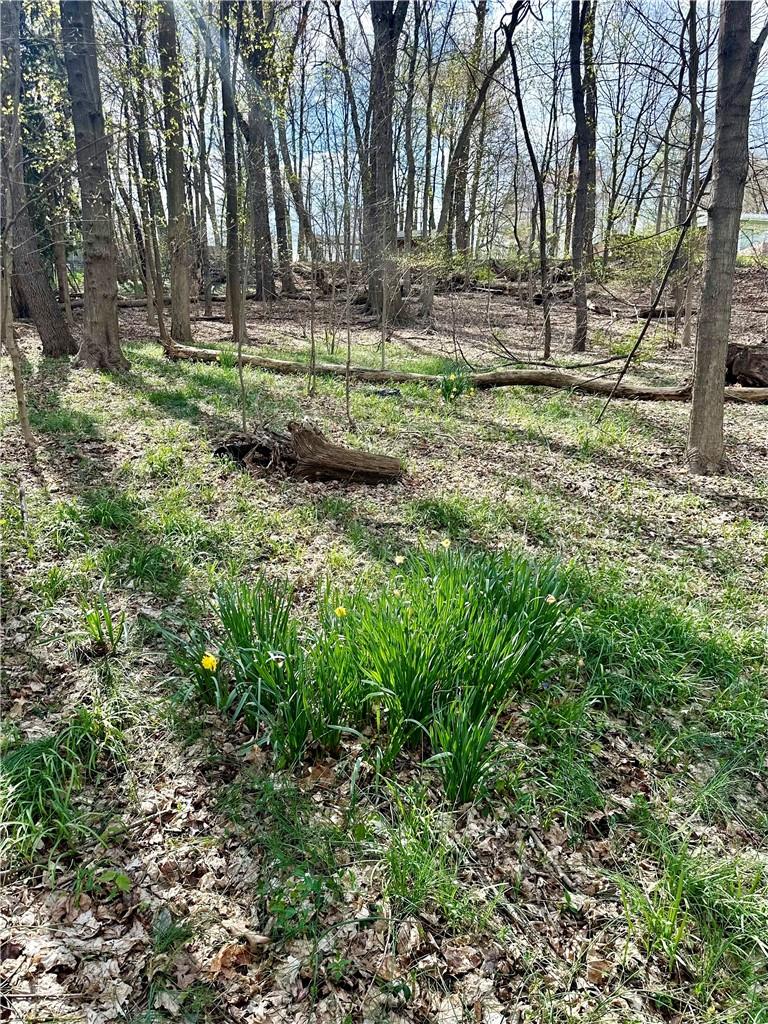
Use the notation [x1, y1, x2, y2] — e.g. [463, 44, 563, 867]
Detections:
[2, 269, 768, 1024]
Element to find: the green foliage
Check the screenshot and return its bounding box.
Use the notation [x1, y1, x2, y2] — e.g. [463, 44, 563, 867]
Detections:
[620, 833, 768, 1004]
[428, 701, 500, 805]
[79, 594, 127, 656]
[0, 707, 123, 866]
[609, 227, 704, 285]
[566, 568, 744, 711]
[219, 775, 349, 940]
[382, 788, 470, 923]
[170, 549, 567, 791]
[439, 367, 473, 404]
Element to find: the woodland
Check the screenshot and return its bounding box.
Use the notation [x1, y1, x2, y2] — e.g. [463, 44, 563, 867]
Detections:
[1, 1, 768, 1022]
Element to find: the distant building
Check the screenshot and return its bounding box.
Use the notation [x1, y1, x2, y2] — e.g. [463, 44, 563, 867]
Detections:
[697, 211, 768, 254]
[737, 213, 768, 254]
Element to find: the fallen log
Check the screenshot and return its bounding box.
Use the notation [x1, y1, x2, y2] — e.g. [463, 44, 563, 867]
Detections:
[167, 341, 768, 404]
[726, 342, 768, 387]
[214, 422, 404, 483]
[637, 304, 679, 320]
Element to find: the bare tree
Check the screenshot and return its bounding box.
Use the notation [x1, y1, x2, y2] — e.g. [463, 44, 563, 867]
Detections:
[687, 2, 768, 475]
[60, 0, 128, 371]
[569, 0, 596, 352]
[158, 0, 193, 344]
[0, 1, 76, 358]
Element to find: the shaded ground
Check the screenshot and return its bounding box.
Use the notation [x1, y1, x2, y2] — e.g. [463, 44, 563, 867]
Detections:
[1, 272, 767, 1024]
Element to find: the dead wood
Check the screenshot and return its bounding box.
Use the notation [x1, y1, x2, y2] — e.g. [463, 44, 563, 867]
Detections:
[167, 341, 768, 404]
[726, 342, 768, 387]
[214, 421, 404, 483]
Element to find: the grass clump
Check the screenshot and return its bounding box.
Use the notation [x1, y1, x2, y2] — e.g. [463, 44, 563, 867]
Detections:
[382, 787, 469, 923]
[170, 548, 567, 790]
[0, 706, 124, 866]
[566, 568, 745, 711]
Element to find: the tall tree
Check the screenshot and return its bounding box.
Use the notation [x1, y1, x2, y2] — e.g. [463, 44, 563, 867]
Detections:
[219, 0, 242, 339]
[420, 9, 518, 316]
[242, 2, 276, 301]
[454, 0, 487, 256]
[687, 2, 768, 475]
[509, 2, 550, 359]
[60, 0, 127, 371]
[329, 0, 408, 319]
[0, 1, 76, 358]
[158, 1, 193, 344]
[569, 0, 596, 352]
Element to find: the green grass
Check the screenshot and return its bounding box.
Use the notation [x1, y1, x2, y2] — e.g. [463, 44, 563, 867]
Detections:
[619, 809, 768, 1009]
[218, 774, 350, 940]
[0, 706, 124, 866]
[3, 325, 767, 1021]
[382, 787, 480, 927]
[170, 548, 567, 779]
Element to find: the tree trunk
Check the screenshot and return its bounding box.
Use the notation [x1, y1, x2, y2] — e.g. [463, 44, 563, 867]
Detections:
[569, 0, 596, 352]
[158, 1, 192, 344]
[243, 2, 276, 302]
[0, 1, 76, 358]
[266, 115, 296, 296]
[510, 29, 551, 359]
[219, 1, 241, 338]
[402, 1, 422, 292]
[687, 2, 768, 474]
[363, 1, 409, 319]
[167, 340, 768, 405]
[60, 0, 127, 371]
[454, 1, 487, 257]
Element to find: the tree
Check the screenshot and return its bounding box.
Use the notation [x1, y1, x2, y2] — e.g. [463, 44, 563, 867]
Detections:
[328, 0, 408, 319]
[454, 1, 487, 257]
[687, 1, 768, 475]
[420, 8, 520, 316]
[569, 0, 596, 352]
[60, 0, 128, 371]
[158, 0, 193, 344]
[218, 1, 242, 339]
[242, 2, 276, 301]
[0, 1, 76, 358]
[509, 1, 551, 358]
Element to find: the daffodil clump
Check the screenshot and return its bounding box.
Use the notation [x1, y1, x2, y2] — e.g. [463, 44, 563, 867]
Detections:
[439, 368, 474, 404]
[170, 548, 568, 795]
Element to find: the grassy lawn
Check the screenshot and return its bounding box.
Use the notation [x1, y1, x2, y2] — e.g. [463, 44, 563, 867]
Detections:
[2, 328, 767, 1023]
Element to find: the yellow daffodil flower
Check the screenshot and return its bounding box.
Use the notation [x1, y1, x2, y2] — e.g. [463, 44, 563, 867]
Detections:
[201, 652, 218, 671]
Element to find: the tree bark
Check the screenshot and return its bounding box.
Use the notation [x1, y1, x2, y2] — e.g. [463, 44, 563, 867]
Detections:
[569, 0, 596, 352]
[219, 1, 242, 338]
[243, 2, 276, 301]
[0, 1, 76, 358]
[158, 1, 193, 344]
[454, 1, 487, 256]
[363, 1, 409, 318]
[687, 2, 768, 474]
[510, 21, 551, 359]
[216, 422, 404, 483]
[60, 0, 128, 371]
[166, 341, 768, 404]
